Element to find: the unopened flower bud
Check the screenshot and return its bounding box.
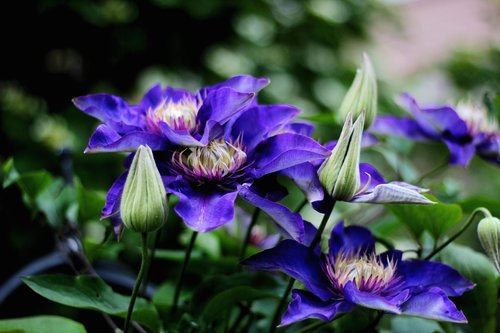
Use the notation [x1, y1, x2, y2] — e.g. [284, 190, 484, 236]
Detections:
[319, 112, 365, 201]
[338, 53, 377, 128]
[120, 145, 168, 233]
[477, 216, 500, 273]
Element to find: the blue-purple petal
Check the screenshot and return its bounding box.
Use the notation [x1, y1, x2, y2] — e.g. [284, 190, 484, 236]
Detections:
[329, 222, 375, 257]
[230, 104, 300, 150]
[252, 133, 330, 177]
[476, 133, 500, 164]
[398, 93, 468, 139]
[371, 115, 430, 141]
[159, 122, 204, 147]
[85, 124, 121, 152]
[303, 221, 322, 254]
[110, 215, 124, 239]
[343, 281, 402, 314]
[199, 120, 225, 145]
[443, 139, 476, 167]
[359, 163, 386, 192]
[398, 260, 475, 297]
[280, 290, 352, 327]
[280, 163, 324, 204]
[102, 173, 127, 219]
[378, 250, 403, 267]
[249, 175, 289, 202]
[401, 288, 468, 323]
[85, 129, 167, 153]
[139, 83, 164, 110]
[200, 75, 270, 96]
[168, 181, 239, 232]
[283, 121, 315, 136]
[72, 94, 143, 133]
[476, 134, 500, 164]
[242, 240, 334, 301]
[238, 184, 304, 242]
[197, 87, 254, 126]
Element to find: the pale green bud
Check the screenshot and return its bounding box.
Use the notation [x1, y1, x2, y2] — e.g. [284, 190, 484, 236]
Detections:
[319, 112, 365, 201]
[477, 216, 500, 273]
[338, 53, 377, 128]
[120, 145, 168, 233]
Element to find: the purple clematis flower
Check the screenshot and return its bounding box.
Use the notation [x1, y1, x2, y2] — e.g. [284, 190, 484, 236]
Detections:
[73, 75, 270, 152]
[243, 222, 474, 326]
[98, 78, 330, 238]
[371, 93, 500, 166]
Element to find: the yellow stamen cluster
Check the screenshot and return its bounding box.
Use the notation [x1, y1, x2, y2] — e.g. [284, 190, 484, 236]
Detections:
[455, 101, 498, 135]
[172, 138, 247, 182]
[150, 97, 199, 132]
[326, 251, 398, 294]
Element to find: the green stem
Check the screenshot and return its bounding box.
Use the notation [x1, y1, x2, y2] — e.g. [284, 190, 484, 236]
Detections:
[294, 198, 308, 214]
[123, 232, 149, 333]
[269, 278, 295, 333]
[425, 207, 492, 260]
[171, 230, 198, 314]
[269, 202, 336, 333]
[239, 208, 261, 260]
[415, 161, 448, 185]
[309, 202, 335, 249]
[140, 229, 162, 295]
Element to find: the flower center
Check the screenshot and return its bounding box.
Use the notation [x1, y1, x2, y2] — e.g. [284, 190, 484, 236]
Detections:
[172, 138, 247, 183]
[455, 101, 498, 135]
[325, 252, 400, 295]
[149, 96, 199, 132]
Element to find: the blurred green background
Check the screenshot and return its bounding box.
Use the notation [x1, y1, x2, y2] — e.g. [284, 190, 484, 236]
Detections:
[0, 0, 499, 330]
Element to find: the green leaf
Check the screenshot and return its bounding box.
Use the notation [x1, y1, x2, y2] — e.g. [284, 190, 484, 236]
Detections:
[440, 244, 498, 333]
[191, 272, 280, 317]
[387, 194, 462, 240]
[0, 315, 86, 333]
[22, 275, 159, 332]
[152, 282, 176, 309]
[459, 195, 500, 217]
[2, 158, 20, 188]
[75, 178, 106, 223]
[35, 178, 75, 228]
[200, 286, 275, 324]
[194, 232, 221, 258]
[373, 144, 417, 181]
[299, 113, 338, 125]
[14, 171, 53, 208]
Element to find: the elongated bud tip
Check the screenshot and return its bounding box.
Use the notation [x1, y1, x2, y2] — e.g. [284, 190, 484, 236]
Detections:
[319, 111, 363, 201]
[477, 216, 500, 273]
[120, 145, 168, 233]
[338, 53, 377, 128]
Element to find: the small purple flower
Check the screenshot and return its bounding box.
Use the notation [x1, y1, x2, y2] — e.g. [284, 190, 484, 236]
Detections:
[98, 78, 330, 238]
[243, 222, 474, 326]
[371, 93, 500, 166]
[73, 75, 269, 152]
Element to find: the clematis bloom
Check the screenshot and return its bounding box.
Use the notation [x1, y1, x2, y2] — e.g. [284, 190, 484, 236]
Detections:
[371, 94, 500, 166]
[92, 77, 330, 238]
[73, 75, 270, 152]
[243, 222, 474, 326]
